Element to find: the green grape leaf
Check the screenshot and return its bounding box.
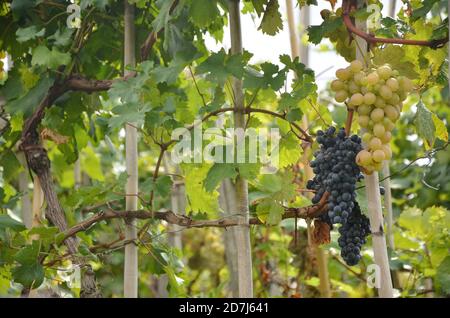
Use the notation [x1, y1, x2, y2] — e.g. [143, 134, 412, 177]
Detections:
[189, 0, 219, 28]
[108, 102, 151, 129]
[0, 149, 22, 181]
[278, 93, 297, 111]
[196, 49, 245, 85]
[14, 241, 40, 265]
[256, 198, 284, 225]
[277, 132, 302, 168]
[244, 62, 286, 91]
[436, 256, 450, 295]
[154, 175, 173, 198]
[411, 0, 440, 20]
[398, 206, 426, 238]
[0, 215, 26, 232]
[237, 163, 261, 181]
[31, 45, 71, 70]
[28, 226, 59, 240]
[414, 101, 435, 149]
[16, 26, 45, 42]
[152, 0, 177, 33]
[5, 75, 54, 115]
[204, 163, 238, 192]
[152, 63, 185, 85]
[258, 0, 283, 36]
[307, 17, 342, 45]
[81, 146, 104, 181]
[48, 28, 74, 47]
[12, 263, 44, 288]
[80, 0, 110, 10]
[286, 108, 303, 122]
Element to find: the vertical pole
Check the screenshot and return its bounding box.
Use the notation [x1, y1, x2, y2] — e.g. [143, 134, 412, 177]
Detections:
[228, 0, 253, 298]
[219, 179, 239, 297]
[356, 0, 393, 298]
[124, 0, 138, 298]
[286, 0, 331, 297]
[388, 0, 396, 18]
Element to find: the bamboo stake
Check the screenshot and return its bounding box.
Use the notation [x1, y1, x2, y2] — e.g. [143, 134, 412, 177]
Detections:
[388, 0, 396, 18]
[356, 0, 393, 298]
[286, 0, 331, 297]
[228, 0, 253, 298]
[219, 179, 239, 297]
[124, 0, 138, 298]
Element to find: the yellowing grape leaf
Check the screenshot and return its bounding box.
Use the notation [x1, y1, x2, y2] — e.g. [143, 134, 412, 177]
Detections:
[372, 45, 419, 79]
[258, 0, 283, 36]
[414, 101, 435, 149]
[432, 114, 448, 143]
[182, 163, 219, 214]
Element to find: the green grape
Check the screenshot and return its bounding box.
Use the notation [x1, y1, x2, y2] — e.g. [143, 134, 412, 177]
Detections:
[386, 78, 399, 91]
[373, 83, 381, 91]
[358, 115, 370, 127]
[367, 72, 379, 85]
[370, 108, 384, 122]
[399, 76, 413, 92]
[369, 137, 382, 150]
[373, 161, 382, 171]
[363, 92, 376, 105]
[379, 85, 393, 100]
[350, 60, 364, 73]
[357, 104, 372, 116]
[389, 93, 400, 105]
[336, 68, 351, 81]
[383, 118, 395, 131]
[399, 91, 407, 101]
[335, 90, 348, 103]
[384, 105, 399, 121]
[360, 86, 369, 94]
[348, 81, 360, 94]
[356, 150, 372, 166]
[349, 93, 364, 106]
[331, 80, 345, 91]
[377, 65, 392, 80]
[360, 76, 368, 86]
[382, 145, 392, 160]
[362, 132, 372, 143]
[373, 123, 386, 138]
[374, 97, 385, 108]
[380, 131, 392, 143]
[353, 71, 365, 84]
[372, 149, 386, 163]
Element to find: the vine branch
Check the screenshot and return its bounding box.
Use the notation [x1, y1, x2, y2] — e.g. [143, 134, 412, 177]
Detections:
[342, 0, 448, 49]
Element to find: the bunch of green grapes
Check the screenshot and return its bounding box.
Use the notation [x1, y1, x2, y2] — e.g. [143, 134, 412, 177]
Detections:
[331, 60, 413, 173]
[0, 51, 5, 80]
